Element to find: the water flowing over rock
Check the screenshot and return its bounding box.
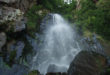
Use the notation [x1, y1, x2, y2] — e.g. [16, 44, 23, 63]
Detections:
[31, 14, 81, 74]
[47, 64, 67, 73]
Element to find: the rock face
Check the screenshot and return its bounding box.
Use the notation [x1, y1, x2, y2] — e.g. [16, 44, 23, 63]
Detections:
[0, 0, 17, 3]
[15, 0, 35, 12]
[0, 6, 24, 23]
[0, 0, 35, 72]
[7, 41, 25, 60]
[0, 6, 26, 32]
[68, 51, 106, 75]
[0, 64, 29, 75]
[80, 34, 106, 57]
[0, 0, 35, 12]
[0, 0, 35, 32]
[14, 18, 26, 32]
[0, 0, 35, 48]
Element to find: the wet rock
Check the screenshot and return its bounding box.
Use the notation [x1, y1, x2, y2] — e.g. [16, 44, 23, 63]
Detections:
[7, 41, 25, 60]
[0, 64, 29, 75]
[26, 35, 38, 52]
[11, 64, 29, 75]
[15, 41, 25, 59]
[47, 64, 67, 73]
[68, 51, 106, 75]
[80, 34, 106, 57]
[0, 32, 6, 52]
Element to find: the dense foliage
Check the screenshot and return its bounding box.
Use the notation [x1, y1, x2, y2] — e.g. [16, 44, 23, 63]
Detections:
[27, 0, 110, 40]
[75, 0, 110, 40]
[37, 0, 76, 21]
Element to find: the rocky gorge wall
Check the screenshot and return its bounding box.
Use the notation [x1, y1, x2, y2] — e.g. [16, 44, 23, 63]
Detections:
[0, 0, 36, 67]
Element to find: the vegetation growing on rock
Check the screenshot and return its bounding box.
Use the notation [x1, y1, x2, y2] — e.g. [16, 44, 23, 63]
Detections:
[0, 0, 110, 75]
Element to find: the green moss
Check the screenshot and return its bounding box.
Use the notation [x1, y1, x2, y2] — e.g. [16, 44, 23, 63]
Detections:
[9, 50, 16, 61]
[4, 63, 11, 69]
[25, 4, 49, 37]
[8, 50, 16, 66]
[28, 70, 40, 75]
[75, 0, 110, 40]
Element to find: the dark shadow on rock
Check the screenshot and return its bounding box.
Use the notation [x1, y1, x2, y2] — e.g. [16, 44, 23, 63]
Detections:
[68, 51, 107, 75]
[46, 72, 67, 75]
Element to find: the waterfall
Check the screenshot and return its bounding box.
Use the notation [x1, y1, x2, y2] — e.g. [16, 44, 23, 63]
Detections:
[31, 14, 81, 74]
[64, 0, 72, 4]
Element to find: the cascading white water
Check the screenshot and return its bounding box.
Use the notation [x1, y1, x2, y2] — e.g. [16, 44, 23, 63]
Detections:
[31, 14, 81, 74]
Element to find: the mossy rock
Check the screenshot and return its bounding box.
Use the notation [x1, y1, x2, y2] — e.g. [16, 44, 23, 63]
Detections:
[28, 70, 40, 75]
[8, 50, 17, 66]
[9, 50, 16, 61]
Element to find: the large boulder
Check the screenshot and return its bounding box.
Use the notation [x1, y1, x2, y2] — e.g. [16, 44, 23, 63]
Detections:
[68, 51, 106, 75]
